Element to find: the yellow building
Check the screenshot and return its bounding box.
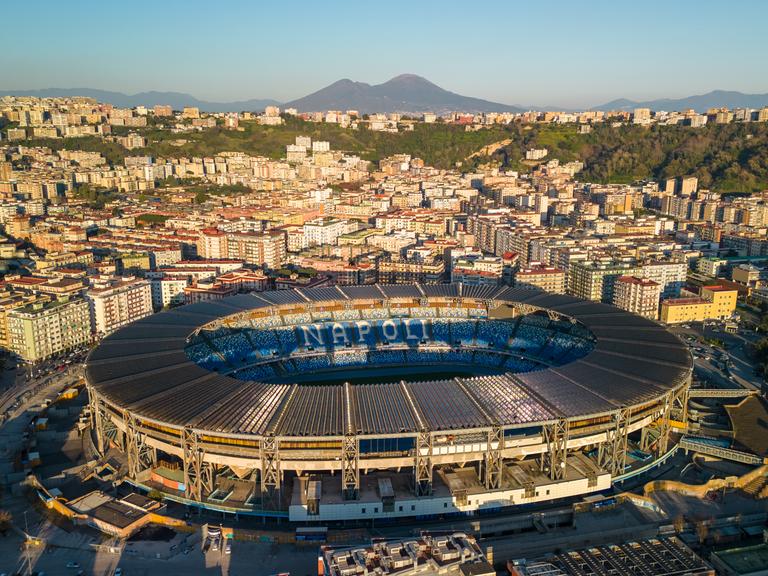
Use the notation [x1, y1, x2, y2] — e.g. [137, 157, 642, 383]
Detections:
[660, 285, 737, 324]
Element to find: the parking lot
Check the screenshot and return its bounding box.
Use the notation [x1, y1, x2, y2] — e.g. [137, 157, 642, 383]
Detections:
[669, 320, 763, 391]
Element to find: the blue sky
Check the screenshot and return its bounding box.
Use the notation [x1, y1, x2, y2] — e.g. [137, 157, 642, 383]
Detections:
[2, 0, 766, 108]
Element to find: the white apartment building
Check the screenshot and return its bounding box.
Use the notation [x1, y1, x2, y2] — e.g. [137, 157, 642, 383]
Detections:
[86, 276, 153, 336]
[696, 257, 727, 278]
[7, 298, 91, 363]
[451, 254, 504, 286]
[612, 276, 661, 320]
[150, 277, 188, 310]
[525, 148, 548, 160]
[197, 228, 227, 259]
[640, 261, 687, 298]
[303, 217, 347, 248]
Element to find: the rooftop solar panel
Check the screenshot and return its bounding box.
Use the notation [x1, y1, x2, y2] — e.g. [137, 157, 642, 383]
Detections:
[575, 313, 659, 328]
[587, 325, 680, 343]
[102, 323, 193, 340]
[528, 294, 584, 310]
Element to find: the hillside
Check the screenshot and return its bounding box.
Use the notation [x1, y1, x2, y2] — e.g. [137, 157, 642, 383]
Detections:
[16, 117, 512, 171]
[13, 119, 768, 193]
[472, 123, 768, 193]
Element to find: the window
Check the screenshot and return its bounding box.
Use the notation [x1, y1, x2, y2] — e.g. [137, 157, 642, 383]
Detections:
[361, 508, 366, 514]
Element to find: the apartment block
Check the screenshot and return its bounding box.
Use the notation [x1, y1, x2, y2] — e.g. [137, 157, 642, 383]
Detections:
[7, 298, 91, 362]
[660, 285, 738, 324]
[515, 264, 566, 294]
[612, 276, 661, 320]
[150, 277, 188, 310]
[640, 261, 687, 298]
[568, 261, 640, 303]
[86, 276, 153, 336]
[225, 230, 287, 268]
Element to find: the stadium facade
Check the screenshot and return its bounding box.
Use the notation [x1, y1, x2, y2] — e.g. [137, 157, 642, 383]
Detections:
[85, 284, 691, 521]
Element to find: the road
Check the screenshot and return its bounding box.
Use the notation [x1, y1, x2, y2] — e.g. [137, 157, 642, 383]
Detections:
[670, 322, 763, 391]
[0, 537, 320, 576]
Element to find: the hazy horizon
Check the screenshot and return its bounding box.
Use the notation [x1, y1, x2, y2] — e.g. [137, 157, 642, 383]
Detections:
[2, 0, 767, 108]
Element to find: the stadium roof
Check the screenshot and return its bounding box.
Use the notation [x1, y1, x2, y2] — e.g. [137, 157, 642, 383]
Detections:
[86, 284, 691, 438]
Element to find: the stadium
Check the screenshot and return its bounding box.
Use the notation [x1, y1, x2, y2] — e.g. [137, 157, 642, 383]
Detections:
[85, 284, 692, 522]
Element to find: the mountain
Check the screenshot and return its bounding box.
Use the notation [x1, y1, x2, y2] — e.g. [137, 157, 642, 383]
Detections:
[285, 74, 524, 114]
[0, 88, 280, 112]
[592, 90, 768, 113]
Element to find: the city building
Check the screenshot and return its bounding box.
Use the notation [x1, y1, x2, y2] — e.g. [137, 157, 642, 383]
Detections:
[225, 230, 287, 268]
[7, 297, 91, 362]
[568, 261, 640, 303]
[660, 285, 738, 324]
[85, 276, 153, 336]
[612, 276, 661, 320]
[515, 263, 566, 294]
